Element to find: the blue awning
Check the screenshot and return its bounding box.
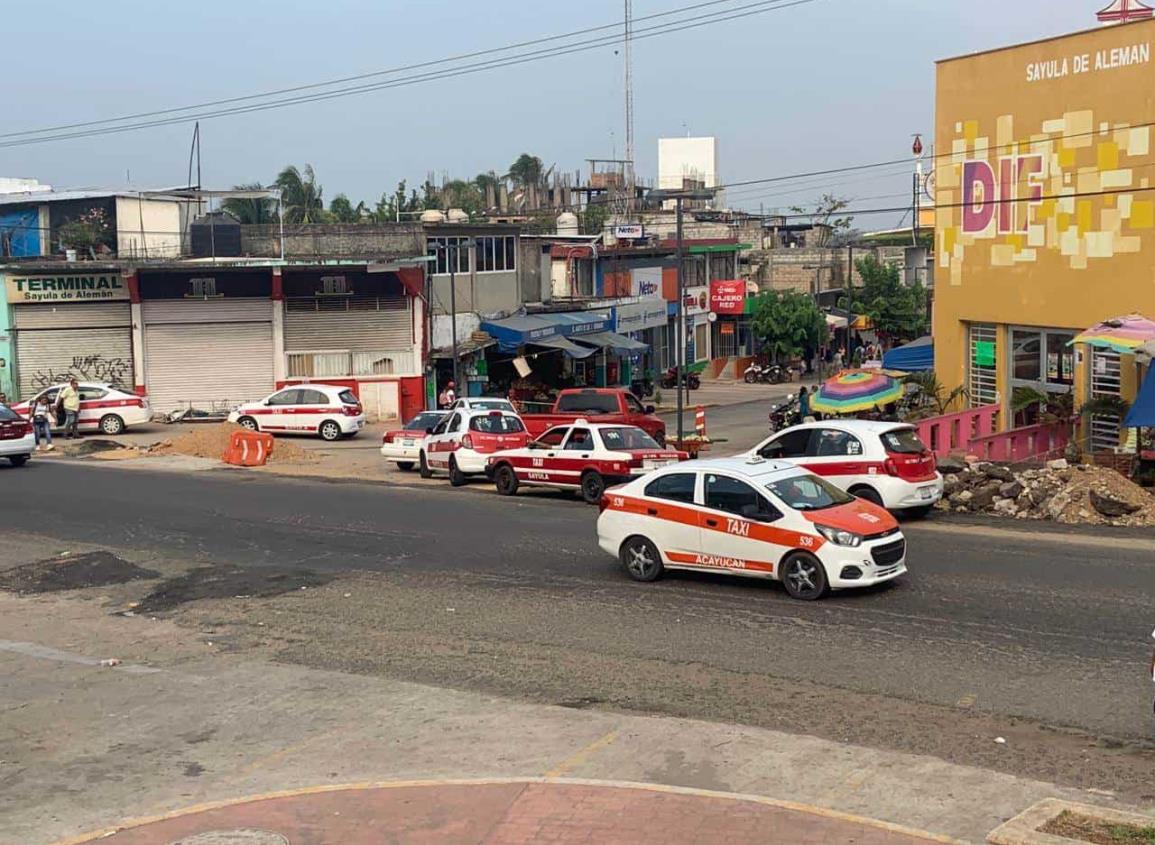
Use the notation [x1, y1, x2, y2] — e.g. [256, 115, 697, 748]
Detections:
[530, 335, 597, 359]
[573, 331, 649, 352]
[1123, 365, 1155, 428]
[481, 311, 611, 352]
[882, 336, 934, 372]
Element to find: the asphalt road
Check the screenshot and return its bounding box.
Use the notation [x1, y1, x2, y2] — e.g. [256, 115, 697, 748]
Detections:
[1, 460, 1152, 798]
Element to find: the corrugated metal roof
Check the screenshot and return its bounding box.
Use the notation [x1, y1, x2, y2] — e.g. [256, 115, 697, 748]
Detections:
[0, 188, 187, 207]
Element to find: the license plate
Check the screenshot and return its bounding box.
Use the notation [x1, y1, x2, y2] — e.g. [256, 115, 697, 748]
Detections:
[644, 459, 672, 470]
[919, 486, 937, 500]
[401, 439, 414, 447]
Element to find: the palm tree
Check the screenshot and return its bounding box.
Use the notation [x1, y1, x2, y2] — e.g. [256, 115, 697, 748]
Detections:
[506, 154, 543, 189]
[275, 164, 325, 224]
[473, 171, 503, 210]
[220, 183, 275, 225]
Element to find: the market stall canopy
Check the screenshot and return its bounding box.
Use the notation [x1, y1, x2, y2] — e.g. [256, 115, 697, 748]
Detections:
[573, 331, 649, 352]
[1071, 313, 1155, 353]
[810, 369, 904, 415]
[1123, 364, 1155, 428]
[824, 313, 849, 329]
[480, 312, 610, 352]
[882, 336, 934, 372]
[530, 335, 597, 359]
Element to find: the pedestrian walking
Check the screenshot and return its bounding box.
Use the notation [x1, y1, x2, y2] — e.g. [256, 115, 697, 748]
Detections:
[30, 393, 54, 451]
[59, 378, 82, 439]
[437, 380, 457, 410]
[832, 347, 844, 372]
[798, 385, 812, 422]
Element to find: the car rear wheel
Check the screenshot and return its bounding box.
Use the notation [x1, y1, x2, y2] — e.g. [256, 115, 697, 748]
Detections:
[580, 470, 606, 504]
[780, 551, 830, 601]
[8, 455, 29, 467]
[494, 464, 519, 496]
[620, 536, 664, 582]
[99, 414, 125, 435]
[418, 451, 434, 478]
[237, 416, 258, 432]
[448, 456, 467, 487]
[850, 485, 884, 508]
[319, 420, 342, 442]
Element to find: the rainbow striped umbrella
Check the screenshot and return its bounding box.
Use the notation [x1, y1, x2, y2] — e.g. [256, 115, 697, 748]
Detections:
[1072, 313, 1155, 353]
[810, 369, 905, 414]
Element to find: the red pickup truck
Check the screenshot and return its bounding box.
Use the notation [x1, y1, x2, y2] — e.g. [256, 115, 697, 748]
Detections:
[520, 388, 667, 445]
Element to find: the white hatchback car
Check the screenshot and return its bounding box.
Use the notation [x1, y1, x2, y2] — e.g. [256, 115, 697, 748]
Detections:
[420, 408, 530, 485]
[229, 384, 365, 441]
[744, 420, 943, 515]
[0, 405, 35, 466]
[380, 410, 448, 471]
[597, 457, 907, 600]
[12, 382, 152, 435]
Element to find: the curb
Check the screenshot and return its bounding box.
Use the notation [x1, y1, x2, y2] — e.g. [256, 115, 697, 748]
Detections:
[49, 776, 968, 845]
[987, 797, 1155, 845]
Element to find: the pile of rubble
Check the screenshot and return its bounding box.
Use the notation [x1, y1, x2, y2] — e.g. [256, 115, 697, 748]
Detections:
[148, 423, 316, 465]
[938, 457, 1155, 527]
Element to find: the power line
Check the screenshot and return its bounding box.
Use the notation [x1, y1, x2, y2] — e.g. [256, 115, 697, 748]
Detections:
[0, 0, 818, 149]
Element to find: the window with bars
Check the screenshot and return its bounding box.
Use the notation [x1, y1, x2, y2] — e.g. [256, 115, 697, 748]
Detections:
[967, 324, 998, 408]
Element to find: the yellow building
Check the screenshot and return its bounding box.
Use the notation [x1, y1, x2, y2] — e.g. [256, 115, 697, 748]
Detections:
[934, 19, 1155, 449]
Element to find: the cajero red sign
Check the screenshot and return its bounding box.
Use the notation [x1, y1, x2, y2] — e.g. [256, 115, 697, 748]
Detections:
[709, 279, 746, 315]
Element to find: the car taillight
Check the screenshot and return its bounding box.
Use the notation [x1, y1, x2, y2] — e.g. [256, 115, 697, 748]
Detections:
[342, 405, 361, 417]
[883, 458, 899, 477]
[382, 431, 395, 443]
[462, 434, 474, 449]
[599, 493, 611, 513]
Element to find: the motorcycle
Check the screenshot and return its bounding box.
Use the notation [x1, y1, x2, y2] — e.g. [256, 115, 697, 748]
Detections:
[767, 394, 801, 433]
[659, 367, 700, 391]
[744, 362, 789, 384]
[629, 377, 655, 400]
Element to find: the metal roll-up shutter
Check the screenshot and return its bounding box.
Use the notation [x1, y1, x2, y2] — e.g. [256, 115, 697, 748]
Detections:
[284, 295, 411, 349]
[143, 298, 274, 414]
[12, 302, 134, 399]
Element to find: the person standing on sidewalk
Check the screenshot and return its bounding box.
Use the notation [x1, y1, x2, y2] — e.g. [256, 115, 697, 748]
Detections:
[30, 393, 54, 451]
[59, 378, 82, 439]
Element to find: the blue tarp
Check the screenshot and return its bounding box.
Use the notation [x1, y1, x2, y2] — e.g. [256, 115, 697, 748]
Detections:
[1123, 365, 1155, 428]
[480, 311, 611, 353]
[882, 336, 934, 372]
[0, 208, 40, 257]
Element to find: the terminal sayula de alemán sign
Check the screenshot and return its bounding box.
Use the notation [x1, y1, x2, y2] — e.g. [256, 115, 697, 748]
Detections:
[6, 273, 129, 304]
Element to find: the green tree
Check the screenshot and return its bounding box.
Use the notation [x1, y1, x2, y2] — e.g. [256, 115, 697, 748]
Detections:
[507, 153, 544, 188]
[220, 183, 276, 225]
[441, 179, 484, 217]
[751, 290, 829, 362]
[789, 193, 853, 247]
[328, 193, 363, 224]
[473, 172, 503, 210]
[275, 164, 326, 223]
[580, 202, 608, 236]
[843, 254, 928, 342]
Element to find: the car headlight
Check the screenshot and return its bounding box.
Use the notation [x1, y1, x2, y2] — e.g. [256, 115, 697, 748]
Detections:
[815, 525, 862, 547]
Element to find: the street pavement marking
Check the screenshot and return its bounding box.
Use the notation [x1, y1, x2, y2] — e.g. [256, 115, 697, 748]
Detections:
[956, 694, 977, 709]
[0, 640, 161, 674]
[544, 729, 620, 778]
[49, 777, 967, 845]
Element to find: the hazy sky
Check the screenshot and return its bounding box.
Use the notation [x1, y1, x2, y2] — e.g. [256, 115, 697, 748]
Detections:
[2, 0, 1100, 227]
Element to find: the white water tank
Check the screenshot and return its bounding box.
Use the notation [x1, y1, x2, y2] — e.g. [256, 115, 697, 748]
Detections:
[447, 208, 469, 223]
[556, 211, 579, 236]
[420, 209, 447, 223]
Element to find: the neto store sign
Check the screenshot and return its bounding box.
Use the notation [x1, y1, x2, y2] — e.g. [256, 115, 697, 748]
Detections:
[7, 273, 128, 303]
[709, 279, 746, 315]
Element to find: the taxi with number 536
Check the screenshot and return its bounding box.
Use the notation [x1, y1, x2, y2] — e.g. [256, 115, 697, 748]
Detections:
[597, 456, 907, 600]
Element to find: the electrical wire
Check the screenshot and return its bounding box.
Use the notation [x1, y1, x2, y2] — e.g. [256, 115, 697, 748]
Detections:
[0, 0, 817, 149]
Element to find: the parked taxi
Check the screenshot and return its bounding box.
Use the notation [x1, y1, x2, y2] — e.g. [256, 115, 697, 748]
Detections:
[12, 382, 151, 435]
[0, 404, 35, 466]
[597, 456, 907, 600]
[228, 384, 365, 441]
[486, 421, 687, 503]
[380, 410, 447, 471]
[744, 420, 943, 516]
[419, 408, 529, 485]
[449, 397, 516, 412]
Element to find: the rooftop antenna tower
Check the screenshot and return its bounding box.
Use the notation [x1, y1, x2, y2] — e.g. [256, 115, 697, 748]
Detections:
[624, 0, 635, 214]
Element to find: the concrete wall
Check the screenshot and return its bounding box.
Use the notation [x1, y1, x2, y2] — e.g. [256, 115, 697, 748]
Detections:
[115, 197, 182, 259]
[431, 313, 482, 350]
[241, 223, 425, 259]
[429, 270, 519, 317]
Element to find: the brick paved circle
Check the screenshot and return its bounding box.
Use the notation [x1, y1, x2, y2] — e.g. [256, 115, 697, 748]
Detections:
[62, 779, 958, 845]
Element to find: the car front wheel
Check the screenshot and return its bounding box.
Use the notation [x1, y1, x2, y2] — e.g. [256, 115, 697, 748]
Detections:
[780, 551, 830, 601]
[99, 414, 125, 435]
[319, 420, 342, 442]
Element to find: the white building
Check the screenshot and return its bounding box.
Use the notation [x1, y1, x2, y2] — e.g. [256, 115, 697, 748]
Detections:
[657, 136, 721, 207]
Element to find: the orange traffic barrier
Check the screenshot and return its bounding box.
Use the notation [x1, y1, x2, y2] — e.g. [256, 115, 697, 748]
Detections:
[222, 430, 276, 467]
[695, 405, 707, 437]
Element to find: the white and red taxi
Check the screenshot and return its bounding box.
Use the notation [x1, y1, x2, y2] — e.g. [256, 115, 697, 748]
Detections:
[228, 384, 365, 441]
[0, 404, 35, 466]
[12, 382, 151, 435]
[487, 422, 688, 504]
[744, 420, 943, 516]
[597, 456, 907, 600]
[380, 410, 447, 471]
[419, 408, 529, 485]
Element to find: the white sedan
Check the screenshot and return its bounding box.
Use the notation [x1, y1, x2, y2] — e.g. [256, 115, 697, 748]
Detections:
[0, 405, 35, 466]
[380, 410, 447, 470]
[12, 383, 152, 435]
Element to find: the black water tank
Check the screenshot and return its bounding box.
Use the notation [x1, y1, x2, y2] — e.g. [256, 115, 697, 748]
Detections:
[190, 211, 242, 257]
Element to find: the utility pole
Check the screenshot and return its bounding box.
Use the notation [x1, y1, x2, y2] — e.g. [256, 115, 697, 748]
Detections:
[912, 134, 924, 246]
[624, 0, 635, 214]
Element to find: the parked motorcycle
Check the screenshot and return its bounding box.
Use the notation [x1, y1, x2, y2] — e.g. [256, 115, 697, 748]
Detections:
[744, 362, 788, 384]
[767, 394, 801, 433]
[629, 377, 656, 400]
[659, 367, 701, 391]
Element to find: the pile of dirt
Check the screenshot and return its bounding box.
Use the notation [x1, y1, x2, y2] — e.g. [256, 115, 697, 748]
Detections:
[0, 551, 160, 594]
[938, 458, 1155, 526]
[148, 422, 315, 465]
[134, 565, 332, 613]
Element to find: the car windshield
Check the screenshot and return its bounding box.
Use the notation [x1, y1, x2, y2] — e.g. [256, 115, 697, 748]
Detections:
[765, 474, 854, 511]
[405, 413, 443, 431]
[556, 393, 618, 414]
[600, 427, 659, 450]
[881, 428, 927, 454]
[470, 414, 525, 434]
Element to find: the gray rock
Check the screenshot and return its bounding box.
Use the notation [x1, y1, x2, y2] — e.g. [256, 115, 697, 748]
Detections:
[998, 481, 1024, 499]
[936, 456, 967, 475]
[983, 464, 1016, 482]
[1046, 490, 1072, 520]
[1089, 489, 1142, 518]
[969, 482, 1002, 511]
[993, 498, 1017, 515]
[1046, 458, 1069, 470]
